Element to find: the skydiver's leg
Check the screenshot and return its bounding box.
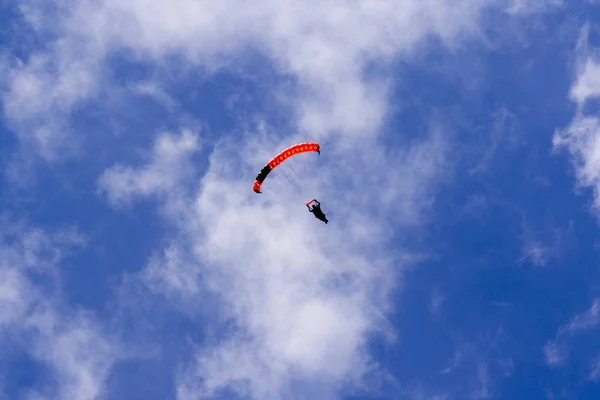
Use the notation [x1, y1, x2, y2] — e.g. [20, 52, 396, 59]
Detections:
[314, 211, 328, 223]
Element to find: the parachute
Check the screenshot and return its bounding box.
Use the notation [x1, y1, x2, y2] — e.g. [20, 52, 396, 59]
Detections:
[252, 142, 320, 193]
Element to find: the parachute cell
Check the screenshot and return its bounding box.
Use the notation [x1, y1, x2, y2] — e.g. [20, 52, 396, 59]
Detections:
[252, 142, 320, 193]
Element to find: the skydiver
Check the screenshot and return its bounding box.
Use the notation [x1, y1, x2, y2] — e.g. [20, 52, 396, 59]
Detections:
[306, 199, 328, 224]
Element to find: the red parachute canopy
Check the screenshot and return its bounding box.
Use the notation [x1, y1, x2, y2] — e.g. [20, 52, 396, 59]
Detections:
[253, 142, 320, 193]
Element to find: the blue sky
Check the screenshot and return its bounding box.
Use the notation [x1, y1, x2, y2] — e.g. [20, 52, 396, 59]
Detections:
[4, 1, 600, 399]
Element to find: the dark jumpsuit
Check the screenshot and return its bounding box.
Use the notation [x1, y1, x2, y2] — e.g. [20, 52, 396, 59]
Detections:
[308, 201, 328, 224]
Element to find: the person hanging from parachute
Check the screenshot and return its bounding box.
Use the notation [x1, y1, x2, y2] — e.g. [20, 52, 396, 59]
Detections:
[306, 198, 328, 224]
[252, 141, 329, 224]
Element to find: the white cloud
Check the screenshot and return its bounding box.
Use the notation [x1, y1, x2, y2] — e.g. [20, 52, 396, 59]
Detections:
[544, 299, 600, 366]
[469, 107, 523, 175]
[0, 221, 120, 400]
[554, 24, 600, 217]
[98, 126, 450, 399]
[589, 356, 600, 381]
[4, 0, 498, 163]
[569, 23, 600, 106]
[3, 43, 102, 161]
[129, 81, 178, 112]
[2, 1, 546, 399]
[472, 363, 491, 400]
[98, 129, 200, 208]
[554, 115, 600, 215]
[503, 0, 564, 15]
[24, 308, 119, 400]
[517, 221, 570, 268]
[520, 241, 550, 267]
[543, 341, 566, 366]
[560, 299, 600, 333]
[439, 351, 462, 374]
[570, 58, 600, 105]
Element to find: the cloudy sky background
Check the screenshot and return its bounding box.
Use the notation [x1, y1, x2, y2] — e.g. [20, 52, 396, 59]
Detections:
[3, 0, 600, 399]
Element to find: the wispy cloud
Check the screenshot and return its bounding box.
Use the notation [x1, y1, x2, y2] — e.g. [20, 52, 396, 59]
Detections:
[469, 107, 524, 175]
[569, 23, 600, 107]
[544, 340, 567, 366]
[472, 363, 491, 400]
[554, 115, 600, 215]
[588, 355, 600, 381]
[570, 58, 600, 105]
[439, 351, 462, 374]
[517, 222, 570, 268]
[544, 299, 600, 366]
[554, 24, 600, 218]
[503, 0, 564, 15]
